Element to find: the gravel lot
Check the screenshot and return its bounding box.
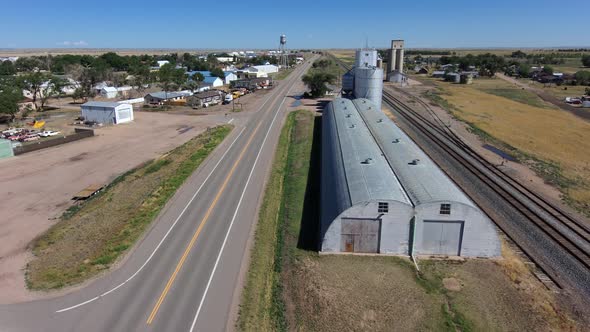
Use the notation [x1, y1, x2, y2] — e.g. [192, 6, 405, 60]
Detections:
[0, 111, 224, 303]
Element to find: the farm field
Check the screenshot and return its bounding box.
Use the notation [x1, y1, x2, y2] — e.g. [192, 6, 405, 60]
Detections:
[422, 77, 590, 214]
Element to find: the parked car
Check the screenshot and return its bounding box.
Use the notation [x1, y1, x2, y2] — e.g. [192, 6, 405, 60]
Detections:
[39, 130, 61, 137]
[22, 135, 40, 142]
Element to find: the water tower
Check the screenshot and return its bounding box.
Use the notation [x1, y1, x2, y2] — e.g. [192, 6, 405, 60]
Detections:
[279, 34, 288, 68]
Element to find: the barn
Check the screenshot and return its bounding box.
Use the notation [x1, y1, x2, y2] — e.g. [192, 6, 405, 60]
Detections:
[80, 101, 134, 125]
[321, 98, 414, 254]
[321, 98, 501, 257]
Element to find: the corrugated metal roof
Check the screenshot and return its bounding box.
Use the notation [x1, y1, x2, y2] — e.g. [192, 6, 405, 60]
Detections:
[330, 98, 411, 205]
[147, 91, 187, 100]
[81, 101, 124, 108]
[353, 98, 475, 208]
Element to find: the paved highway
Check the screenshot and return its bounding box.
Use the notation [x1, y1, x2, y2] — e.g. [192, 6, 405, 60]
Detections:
[0, 56, 317, 332]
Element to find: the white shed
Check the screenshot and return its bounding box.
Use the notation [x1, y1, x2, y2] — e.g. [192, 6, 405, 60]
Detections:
[81, 101, 134, 125]
[100, 87, 118, 99]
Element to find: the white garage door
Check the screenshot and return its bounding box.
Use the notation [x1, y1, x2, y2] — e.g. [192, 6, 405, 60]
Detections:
[117, 109, 132, 123]
[421, 220, 463, 256]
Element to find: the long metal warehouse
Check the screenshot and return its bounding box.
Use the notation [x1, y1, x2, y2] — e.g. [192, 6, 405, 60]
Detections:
[321, 99, 414, 254]
[321, 98, 501, 257]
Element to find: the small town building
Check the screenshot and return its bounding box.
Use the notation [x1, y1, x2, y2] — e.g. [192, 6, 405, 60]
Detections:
[186, 90, 224, 108]
[231, 77, 272, 90]
[144, 91, 190, 105]
[223, 71, 238, 85]
[432, 70, 446, 78]
[100, 87, 118, 99]
[203, 76, 223, 88]
[81, 101, 134, 124]
[116, 86, 133, 98]
[157, 60, 170, 68]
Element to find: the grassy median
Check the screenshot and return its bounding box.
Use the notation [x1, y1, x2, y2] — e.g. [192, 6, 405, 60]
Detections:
[238, 110, 315, 331]
[26, 125, 232, 290]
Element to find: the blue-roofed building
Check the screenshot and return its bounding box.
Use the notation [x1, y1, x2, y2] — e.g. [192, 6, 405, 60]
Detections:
[203, 76, 223, 87]
[187, 70, 225, 87]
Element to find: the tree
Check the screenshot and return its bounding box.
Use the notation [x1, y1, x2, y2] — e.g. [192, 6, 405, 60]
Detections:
[71, 87, 86, 104]
[184, 72, 204, 93]
[158, 63, 187, 103]
[18, 71, 48, 109]
[574, 70, 590, 86]
[302, 72, 335, 98]
[542, 66, 554, 75]
[518, 64, 532, 78]
[511, 50, 527, 58]
[0, 78, 22, 122]
[582, 55, 590, 67]
[0, 61, 16, 76]
[38, 76, 69, 110]
[209, 68, 225, 79]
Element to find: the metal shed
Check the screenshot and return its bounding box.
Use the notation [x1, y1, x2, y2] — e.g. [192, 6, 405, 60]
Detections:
[353, 98, 500, 257]
[321, 99, 414, 254]
[80, 101, 134, 125]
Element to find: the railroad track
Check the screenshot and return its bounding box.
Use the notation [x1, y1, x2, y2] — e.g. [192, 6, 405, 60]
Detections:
[382, 90, 590, 287]
[329, 54, 590, 290]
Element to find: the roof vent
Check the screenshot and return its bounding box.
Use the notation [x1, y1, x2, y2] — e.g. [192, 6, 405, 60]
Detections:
[377, 119, 383, 123]
[349, 124, 355, 128]
[409, 159, 420, 165]
[392, 138, 400, 143]
[343, 107, 347, 110]
[368, 107, 372, 110]
[361, 158, 373, 164]
[346, 114, 351, 118]
[362, 100, 366, 103]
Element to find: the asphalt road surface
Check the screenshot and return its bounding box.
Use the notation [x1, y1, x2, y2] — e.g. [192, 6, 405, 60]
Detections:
[0, 56, 317, 332]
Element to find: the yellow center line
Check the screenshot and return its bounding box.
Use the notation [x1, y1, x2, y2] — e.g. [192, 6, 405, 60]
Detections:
[146, 105, 270, 325]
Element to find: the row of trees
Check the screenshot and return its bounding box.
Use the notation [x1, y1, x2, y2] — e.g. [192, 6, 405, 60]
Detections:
[439, 53, 507, 76]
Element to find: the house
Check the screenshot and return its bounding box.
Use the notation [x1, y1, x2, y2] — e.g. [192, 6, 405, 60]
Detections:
[186, 90, 224, 108]
[253, 64, 279, 74]
[144, 91, 190, 105]
[157, 60, 170, 68]
[203, 76, 223, 88]
[80, 101, 133, 124]
[432, 70, 446, 78]
[216, 56, 234, 63]
[223, 71, 238, 85]
[100, 87, 118, 99]
[188, 71, 225, 87]
[237, 67, 267, 78]
[116, 86, 133, 98]
[231, 77, 272, 90]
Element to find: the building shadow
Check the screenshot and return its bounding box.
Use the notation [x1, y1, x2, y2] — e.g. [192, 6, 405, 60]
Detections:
[297, 115, 322, 251]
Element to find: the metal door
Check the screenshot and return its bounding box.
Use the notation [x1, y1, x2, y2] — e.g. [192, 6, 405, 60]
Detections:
[340, 218, 380, 253]
[421, 221, 463, 256]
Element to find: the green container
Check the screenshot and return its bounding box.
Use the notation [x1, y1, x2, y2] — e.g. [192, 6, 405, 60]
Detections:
[0, 139, 14, 159]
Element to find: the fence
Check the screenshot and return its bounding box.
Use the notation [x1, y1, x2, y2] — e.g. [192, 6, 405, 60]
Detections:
[13, 128, 94, 155]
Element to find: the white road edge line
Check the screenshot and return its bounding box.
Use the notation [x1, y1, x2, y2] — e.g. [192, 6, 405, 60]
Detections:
[56, 80, 287, 313]
[189, 75, 298, 332]
[56, 126, 247, 313]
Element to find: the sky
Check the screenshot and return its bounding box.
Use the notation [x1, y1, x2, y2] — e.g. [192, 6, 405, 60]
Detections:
[1, 0, 589, 50]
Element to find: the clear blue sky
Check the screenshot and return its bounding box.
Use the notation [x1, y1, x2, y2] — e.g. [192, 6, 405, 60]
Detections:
[1, 0, 588, 49]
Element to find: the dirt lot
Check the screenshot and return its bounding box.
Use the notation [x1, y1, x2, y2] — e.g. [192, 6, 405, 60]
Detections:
[0, 111, 224, 303]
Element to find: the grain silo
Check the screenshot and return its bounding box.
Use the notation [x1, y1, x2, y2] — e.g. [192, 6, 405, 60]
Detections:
[354, 49, 378, 68]
[353, 66, 383, 110]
